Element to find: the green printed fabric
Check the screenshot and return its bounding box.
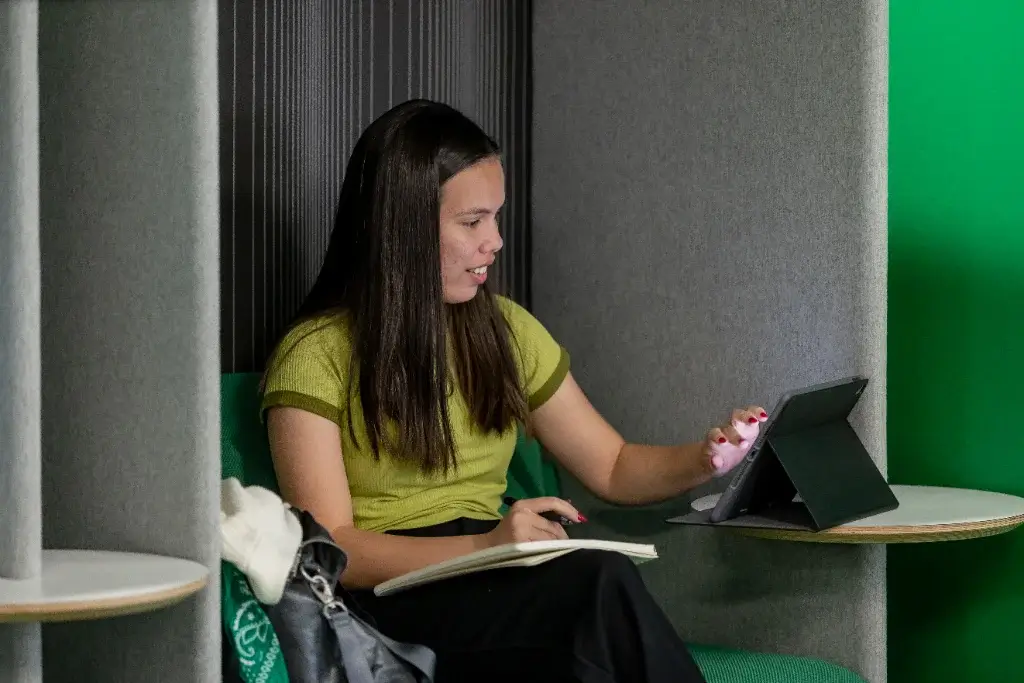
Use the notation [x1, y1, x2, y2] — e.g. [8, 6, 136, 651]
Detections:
[222, 561, 289, 683]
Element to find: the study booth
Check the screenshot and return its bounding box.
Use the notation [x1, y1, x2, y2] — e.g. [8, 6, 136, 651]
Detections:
[5, 1, 1024, 682]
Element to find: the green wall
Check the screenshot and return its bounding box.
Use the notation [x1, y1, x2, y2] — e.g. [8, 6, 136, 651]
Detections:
[888, 1, 1024, 681]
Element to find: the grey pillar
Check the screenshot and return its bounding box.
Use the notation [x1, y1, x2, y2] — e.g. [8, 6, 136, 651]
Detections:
[0, 2, 43, 682]
[37, 2, 221, 681]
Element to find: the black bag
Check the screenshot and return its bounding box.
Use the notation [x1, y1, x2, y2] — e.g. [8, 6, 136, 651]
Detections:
[264, 509, 437, 683]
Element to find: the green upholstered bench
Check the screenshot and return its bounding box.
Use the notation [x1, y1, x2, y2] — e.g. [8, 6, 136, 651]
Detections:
[220, 372, 866, 682]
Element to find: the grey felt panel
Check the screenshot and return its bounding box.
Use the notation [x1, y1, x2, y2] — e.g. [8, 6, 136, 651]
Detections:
[0, 0, 41, 584]
[37, 2, 221, 682]
[0, 5, 43, 682]
[0, 625, 41, 683]
[532, 1, 888, 680]
[220, 0, 532, 372]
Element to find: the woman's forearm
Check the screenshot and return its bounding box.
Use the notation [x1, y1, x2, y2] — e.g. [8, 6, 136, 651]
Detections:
[604, 441, 712, 505]
[331, 525, 490, 589]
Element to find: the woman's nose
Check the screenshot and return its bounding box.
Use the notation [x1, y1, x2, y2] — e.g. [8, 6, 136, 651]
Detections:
[481, 220, 503, 253]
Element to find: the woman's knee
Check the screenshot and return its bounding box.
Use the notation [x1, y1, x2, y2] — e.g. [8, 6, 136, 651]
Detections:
[562, 549, 647, 589]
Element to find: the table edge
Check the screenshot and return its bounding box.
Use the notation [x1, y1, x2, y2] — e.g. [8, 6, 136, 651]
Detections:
[0, 576, 209, 624]
[733, 513, 1024, 544]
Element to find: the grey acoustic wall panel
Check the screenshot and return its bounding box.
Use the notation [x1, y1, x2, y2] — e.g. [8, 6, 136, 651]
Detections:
[221, 0, 532, 373]
[0, 3, 42, 681]
[37, 2, 220, 682]
[532, 1, 888, 680]
[0, 0, 41, 585]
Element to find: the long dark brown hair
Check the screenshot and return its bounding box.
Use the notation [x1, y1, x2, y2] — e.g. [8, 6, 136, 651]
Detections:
[283, 99, 527, 474]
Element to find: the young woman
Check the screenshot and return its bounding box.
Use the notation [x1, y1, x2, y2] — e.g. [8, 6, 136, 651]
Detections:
[262, 99, 767, 682]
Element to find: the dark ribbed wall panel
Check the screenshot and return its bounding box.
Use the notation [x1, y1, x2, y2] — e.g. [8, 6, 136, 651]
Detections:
[219, 0, 532, 373]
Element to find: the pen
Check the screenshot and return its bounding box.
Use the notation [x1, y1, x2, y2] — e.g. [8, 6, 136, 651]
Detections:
[502, 496, 581, 526]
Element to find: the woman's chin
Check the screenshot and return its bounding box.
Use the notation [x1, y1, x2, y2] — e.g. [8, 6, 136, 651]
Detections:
[443, 286, 483, 305]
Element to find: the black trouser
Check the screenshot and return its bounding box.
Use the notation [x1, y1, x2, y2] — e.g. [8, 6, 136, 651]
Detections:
[348, 518, 707, 683]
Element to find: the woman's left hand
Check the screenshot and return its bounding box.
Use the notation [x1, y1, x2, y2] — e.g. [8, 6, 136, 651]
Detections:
[704, 405, 768, 477]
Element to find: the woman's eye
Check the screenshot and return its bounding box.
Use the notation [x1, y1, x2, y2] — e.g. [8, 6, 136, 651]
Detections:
[463, 219, 481, 228]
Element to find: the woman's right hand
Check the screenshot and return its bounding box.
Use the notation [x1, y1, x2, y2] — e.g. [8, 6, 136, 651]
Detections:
[485, 497, 584, 547]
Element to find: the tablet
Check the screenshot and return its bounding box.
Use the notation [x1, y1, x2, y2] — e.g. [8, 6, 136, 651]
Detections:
[708, 375, 869, 524]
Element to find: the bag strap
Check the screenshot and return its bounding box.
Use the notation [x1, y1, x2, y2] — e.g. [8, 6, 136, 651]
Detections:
[325, 609, 436, 683]
[353, 610, 436, 679]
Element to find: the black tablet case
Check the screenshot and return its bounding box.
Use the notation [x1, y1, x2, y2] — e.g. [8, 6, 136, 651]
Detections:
[667, 379, 899, 532]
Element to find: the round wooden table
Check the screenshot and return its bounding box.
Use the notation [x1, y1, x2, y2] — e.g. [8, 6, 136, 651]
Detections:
[0, 550, 209, 623]
[689, 485, 1024, 544]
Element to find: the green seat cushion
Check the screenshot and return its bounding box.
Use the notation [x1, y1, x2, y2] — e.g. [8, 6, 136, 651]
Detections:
[503, 427, 563, 502]
[219, 372, 865, 683]
[220, 373, 289, 683]
[690, 645, 866, 682]
[221, 372, 280, 493]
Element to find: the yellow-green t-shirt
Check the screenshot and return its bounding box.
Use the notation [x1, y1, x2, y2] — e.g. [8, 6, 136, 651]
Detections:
[261, 296, 569, 532]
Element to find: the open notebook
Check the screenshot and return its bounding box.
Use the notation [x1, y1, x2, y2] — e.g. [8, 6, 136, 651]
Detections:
[372, 539, 658, 597]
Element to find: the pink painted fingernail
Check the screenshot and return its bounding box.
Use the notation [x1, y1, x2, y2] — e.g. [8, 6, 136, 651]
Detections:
[760, 411, 768, 418]
[717, 437, 727, 444]
[578, 514, 587, 522]
[747, 417, 757, 424]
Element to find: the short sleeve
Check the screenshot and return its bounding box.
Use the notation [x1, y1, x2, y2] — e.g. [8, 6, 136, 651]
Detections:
[260, 317, 349, 426]
[497, 297, 571, 410]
